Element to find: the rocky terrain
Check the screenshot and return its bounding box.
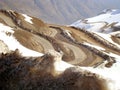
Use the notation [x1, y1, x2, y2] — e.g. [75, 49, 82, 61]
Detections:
[0, 10, 120, 90]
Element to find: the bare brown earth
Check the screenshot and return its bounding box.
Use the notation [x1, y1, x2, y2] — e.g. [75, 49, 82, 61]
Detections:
[0, 10, 120, 67]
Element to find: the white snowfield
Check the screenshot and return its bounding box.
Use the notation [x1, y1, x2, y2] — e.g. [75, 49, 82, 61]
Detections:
[87, 9, 120, 26]
[71, 9, 120, 33]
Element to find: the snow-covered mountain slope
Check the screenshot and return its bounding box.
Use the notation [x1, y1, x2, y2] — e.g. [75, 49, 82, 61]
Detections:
[71, 9, 120, 33]
[0, 10, 120, 90]
[0, 9, 119, 65]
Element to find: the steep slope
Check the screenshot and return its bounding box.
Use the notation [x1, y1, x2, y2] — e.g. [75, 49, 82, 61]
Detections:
[0, 0, 120, 24]
[0, 10, 120, 90]
[71, 9, 120, 50]
[0, 9, 120, 66]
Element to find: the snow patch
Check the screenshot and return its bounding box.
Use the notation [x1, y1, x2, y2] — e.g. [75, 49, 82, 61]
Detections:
[22, 14, 33, 24]
[54, 60, 73, 72]
[95, 32, 120, 48]
[83, 42, 105, 50]
[64, 30, 75, 41]
[0, 23, 14, 33]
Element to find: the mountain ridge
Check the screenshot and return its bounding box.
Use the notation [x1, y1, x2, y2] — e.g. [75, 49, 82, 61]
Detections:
[0, 0, 120, 24]
[71, 9, 120, 33]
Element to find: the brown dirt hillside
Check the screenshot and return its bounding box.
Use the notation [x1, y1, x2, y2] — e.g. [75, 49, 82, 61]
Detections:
[0, 10, 119, 67]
